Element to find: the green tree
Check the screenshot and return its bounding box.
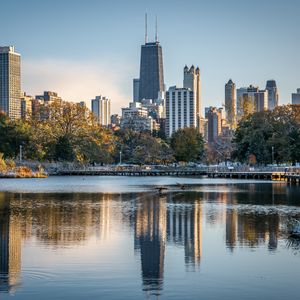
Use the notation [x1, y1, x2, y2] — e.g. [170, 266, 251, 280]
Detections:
[233, 105, 300, 164]
[0, 113, 32, 158]
[170, 127, 204, 162]
[54, 135, 75, 161]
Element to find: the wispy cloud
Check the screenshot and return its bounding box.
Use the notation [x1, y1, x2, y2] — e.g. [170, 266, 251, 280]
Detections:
[22, 59, 133, 114]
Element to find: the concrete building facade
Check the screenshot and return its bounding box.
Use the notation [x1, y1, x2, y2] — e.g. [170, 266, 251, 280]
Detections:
[165, 86, 196, 137]
[91, 95, 111, 126]
[183, 65, 201, 129]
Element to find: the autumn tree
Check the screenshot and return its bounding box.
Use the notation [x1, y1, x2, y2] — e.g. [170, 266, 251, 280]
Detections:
[115, 129, 174, 165]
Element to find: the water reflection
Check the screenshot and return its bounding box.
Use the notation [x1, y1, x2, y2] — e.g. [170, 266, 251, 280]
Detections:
[166, 194, 202, 268]
[134, 195, 166, 294]
[0, 200, 21, 293]
[0, 183, 299, 297]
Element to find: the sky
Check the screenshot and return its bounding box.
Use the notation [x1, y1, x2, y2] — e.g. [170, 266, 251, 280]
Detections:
[1, 0, 299, 114]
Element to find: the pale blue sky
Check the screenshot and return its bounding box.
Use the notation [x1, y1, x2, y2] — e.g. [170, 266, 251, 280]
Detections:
[1, 0, 299, 113]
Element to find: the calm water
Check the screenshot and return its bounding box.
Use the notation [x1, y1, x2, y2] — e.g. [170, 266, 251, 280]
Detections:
[0, 177, 300, 299]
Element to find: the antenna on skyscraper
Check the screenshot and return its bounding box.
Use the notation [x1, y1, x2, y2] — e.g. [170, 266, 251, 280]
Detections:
[145, 13, 148, 44]
[155, 15, 158, 42]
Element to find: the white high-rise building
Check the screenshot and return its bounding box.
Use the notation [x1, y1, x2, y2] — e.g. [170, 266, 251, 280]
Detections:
[0, 46, 21, 119]
[91, 95, 111, 126]
[183, 65, 201, 129]
[165, 86, 196, 137]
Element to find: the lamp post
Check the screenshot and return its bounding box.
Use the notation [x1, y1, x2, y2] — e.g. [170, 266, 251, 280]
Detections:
[272, 146, 274, 165]
[19, 145, 23, 163]
[119, 151, 122, 165]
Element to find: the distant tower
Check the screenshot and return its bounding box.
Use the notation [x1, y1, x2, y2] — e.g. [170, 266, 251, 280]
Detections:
[205, 107, 222, 143]
[183, 65, 201, 129]
[138, 15, 164, 102]
[225, 79, 237, 128]
[133, 78, 140, 102]
[292, 88, 300, 105]
[266, 80, 279, 110]
[0, 46, 21, 119]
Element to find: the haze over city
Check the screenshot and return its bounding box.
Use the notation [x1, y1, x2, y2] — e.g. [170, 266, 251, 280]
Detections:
[1, 0, 299, 113]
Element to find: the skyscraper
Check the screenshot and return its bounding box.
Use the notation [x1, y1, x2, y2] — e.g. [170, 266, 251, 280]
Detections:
[165, 86, 196, 137]
[236, 87, 247, 120]
[138, 16, 164, 102]
[292, 88, 300, 105]
[236, 85, 268, 119]
[133, 78, 140, 102]
[0, 46, 21, 119]
[183, 65, 201, 129]
[91, 95, 111, 126]
[225, 79, 236, 128]
[255, 90, 268, 112]
[266, 80, 279, 110]
[205, 107, 222, 143]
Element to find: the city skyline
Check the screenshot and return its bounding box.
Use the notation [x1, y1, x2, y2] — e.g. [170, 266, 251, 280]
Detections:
[1, 0, 299, 114]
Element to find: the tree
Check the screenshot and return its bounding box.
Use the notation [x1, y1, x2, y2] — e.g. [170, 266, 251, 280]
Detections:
[54, 135, 75, 161]
[115, 129, 174, 165]
[27, 100, 117, 163]
[170, 127, 204, 162]
[0, 113, 32, 158]
[233, 105, 300, 164]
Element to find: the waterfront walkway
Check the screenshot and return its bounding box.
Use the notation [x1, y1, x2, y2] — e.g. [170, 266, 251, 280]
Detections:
[58, 168, 207, 177]
[56, 167, 300, 184]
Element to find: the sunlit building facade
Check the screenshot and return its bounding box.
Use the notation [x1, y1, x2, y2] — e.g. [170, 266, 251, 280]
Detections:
[184, 65, 201, 130]
[91, 95, 111, 126]
[165, 86, 196, 137]
[0, 46, 21, 119]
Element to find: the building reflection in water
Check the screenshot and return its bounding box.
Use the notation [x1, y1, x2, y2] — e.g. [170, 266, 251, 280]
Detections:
[0, 184, 297, 296]
[134, 193, 203, 296]
[202, 186, 281, 251]
[166, 194, 202, 268]
[0, 199, 21, 293]
[134, 195, 166, 295]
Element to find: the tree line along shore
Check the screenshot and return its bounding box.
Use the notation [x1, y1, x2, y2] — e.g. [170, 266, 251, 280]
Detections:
[0, 101, 300, 178]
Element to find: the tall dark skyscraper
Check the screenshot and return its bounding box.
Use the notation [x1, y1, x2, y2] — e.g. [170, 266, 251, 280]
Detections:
[138, 15, 164, 101]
